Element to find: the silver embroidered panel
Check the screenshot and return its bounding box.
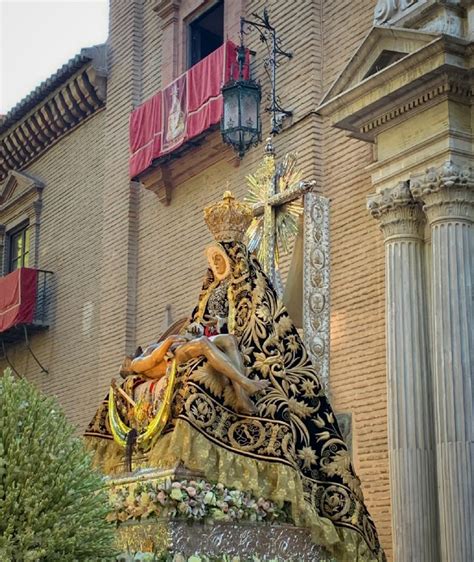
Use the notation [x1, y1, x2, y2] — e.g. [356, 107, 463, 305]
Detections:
[116, 520, 334, 561]
[303, 193, 330, 391]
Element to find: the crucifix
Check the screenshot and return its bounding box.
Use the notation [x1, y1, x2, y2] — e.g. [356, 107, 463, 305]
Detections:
[243, 144, 347, 436]
[244, 138, 330, 392]
[245, 137, 314, 294]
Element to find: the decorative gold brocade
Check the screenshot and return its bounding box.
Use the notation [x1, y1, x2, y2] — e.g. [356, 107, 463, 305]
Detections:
[86, 419, 378, 562]
[85, 240, 385, 562]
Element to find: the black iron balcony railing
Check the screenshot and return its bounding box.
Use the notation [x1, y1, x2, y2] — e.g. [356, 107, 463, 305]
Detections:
[0, 268, 54, 375]
[0, 268, 54, 344]
[32, 269, 54, 327]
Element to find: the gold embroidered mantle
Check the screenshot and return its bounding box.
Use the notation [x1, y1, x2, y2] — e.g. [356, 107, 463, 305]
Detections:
[85, 242, 385, 562]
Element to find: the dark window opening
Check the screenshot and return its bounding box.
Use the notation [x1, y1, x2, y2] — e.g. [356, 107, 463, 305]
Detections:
[188, 1, 224, 68]
[364, 50, 407, 79]
[7, 222, 30, 273]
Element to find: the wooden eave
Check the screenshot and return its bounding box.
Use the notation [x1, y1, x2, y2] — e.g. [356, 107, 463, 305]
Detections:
[0, 55, 107, 182]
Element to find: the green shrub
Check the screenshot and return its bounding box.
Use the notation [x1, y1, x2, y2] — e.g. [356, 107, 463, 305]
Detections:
[0, 369, 115, 561]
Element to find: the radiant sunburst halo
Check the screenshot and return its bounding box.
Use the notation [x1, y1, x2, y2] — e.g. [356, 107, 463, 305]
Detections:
[244, 151, 304, 268]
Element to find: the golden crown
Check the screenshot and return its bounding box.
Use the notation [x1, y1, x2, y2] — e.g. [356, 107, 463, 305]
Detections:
[204, 191, 253, 242]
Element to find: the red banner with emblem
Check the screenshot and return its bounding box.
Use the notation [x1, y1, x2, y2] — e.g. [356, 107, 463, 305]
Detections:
[129, 41, 248, 179]
[0, 268, 38, 333]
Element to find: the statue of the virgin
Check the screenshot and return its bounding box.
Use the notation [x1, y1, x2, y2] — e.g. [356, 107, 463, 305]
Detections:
[85, 192, 385, 562]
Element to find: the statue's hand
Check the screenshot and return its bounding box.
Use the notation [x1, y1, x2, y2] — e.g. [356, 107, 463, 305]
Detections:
[186, 322, 204, 338]
[119, 356, 134, 379]
[216, 315, 227, 333]
[166, 334, 188, 353]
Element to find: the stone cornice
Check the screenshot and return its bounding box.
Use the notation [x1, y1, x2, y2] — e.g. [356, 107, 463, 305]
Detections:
[410, 160, 474, 223]
[0, 48, 108, 182]
[317, 33, 472, 140]
[368, 181, 426, 240]
[153, 0, 181, 27]
[377, 1, 467, 38]
[374, 0, 466, 29]
[359, 72, 472, 135]
[320, 26, 440, 104]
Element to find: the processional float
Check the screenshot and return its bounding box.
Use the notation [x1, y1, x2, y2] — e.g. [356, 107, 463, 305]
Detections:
[84, 148, 385, 562]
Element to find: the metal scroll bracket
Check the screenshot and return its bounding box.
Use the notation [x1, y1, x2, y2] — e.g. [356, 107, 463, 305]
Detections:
[1, 339, 22, 378]
[23, 325, 49, 374]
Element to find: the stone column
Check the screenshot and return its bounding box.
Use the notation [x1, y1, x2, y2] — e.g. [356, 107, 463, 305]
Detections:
[411, 162, 473, 562]
[368, 182, 439, 562]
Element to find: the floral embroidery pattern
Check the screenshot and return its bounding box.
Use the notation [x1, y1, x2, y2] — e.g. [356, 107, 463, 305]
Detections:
[169, 243, 384, 561]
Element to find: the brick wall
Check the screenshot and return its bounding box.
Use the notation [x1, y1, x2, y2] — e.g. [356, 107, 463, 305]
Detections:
[0, 111, 106, 429]
[133, 0, 324, 332]
[95, 0, 144, 402]
[321, 0, 392, 558]
[133, 1, 392, 554]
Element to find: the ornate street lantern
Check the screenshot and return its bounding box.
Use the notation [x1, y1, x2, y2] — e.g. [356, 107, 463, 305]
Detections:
[221, 9, 293, 158]
[221, 45, 261, 158]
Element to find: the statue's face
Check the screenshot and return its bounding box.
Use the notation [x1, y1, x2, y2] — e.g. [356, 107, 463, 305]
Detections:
[212, 253, 227, 276]
[205, 245, 231, 280]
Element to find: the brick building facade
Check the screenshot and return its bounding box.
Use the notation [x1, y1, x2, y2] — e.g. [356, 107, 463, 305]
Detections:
[1, 1, 472, 561]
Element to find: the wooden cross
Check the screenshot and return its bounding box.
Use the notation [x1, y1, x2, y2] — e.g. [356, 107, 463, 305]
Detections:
[245, 139, 314, 291]
[245, 142, 330, 391]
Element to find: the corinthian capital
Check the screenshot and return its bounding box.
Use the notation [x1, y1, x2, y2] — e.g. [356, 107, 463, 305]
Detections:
[410, 161, 474, 224]
[368, 181, 425, 241]
[373, 0, 420, 25]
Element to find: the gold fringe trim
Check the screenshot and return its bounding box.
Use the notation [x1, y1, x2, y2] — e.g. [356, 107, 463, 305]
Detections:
[85, 436, 124, 473]
[84, 420, 380, 562]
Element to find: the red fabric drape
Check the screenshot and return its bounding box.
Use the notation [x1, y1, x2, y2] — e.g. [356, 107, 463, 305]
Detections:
[0, 268, 38, 332]
[129, 41, 248, 179]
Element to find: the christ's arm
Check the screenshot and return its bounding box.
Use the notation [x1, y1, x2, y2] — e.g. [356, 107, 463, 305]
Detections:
[131, 335, 186, 373]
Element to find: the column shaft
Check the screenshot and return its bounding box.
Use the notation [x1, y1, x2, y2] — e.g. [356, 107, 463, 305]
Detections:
[368, 182, 439, 562]
[431, 220, 473, 562]
[411, 162, 474, 562]
[386, 237, 439, 562]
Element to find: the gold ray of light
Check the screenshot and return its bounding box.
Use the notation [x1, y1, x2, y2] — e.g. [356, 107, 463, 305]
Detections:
[244, 152, 304, 268]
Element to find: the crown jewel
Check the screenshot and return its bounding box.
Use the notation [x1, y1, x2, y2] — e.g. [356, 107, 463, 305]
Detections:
[204, 191, 253, 242]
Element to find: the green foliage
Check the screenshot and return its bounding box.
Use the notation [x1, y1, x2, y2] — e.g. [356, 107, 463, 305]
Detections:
[0, 369, 115, 561]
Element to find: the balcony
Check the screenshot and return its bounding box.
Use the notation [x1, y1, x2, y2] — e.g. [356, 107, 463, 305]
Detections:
[0, 268, 53, 345]
[129, 41, 246, 202]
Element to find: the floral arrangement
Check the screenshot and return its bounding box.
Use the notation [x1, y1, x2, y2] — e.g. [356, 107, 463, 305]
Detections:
[108, 477, 290, 525]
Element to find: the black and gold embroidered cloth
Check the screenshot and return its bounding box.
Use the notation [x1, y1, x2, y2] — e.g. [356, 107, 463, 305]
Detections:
[85, 242, 385, 562]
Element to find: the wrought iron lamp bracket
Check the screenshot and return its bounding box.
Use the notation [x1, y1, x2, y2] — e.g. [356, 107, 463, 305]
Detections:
[240, 8, 293, 135]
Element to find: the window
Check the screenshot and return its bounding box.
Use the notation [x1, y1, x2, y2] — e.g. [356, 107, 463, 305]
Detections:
[8, 222, 30, 272]
[188, 1, 224, 68]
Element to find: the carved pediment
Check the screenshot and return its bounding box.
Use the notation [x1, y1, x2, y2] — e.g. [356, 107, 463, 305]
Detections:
[320, 26, 439, 104]
[0, 170, 44, 211]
